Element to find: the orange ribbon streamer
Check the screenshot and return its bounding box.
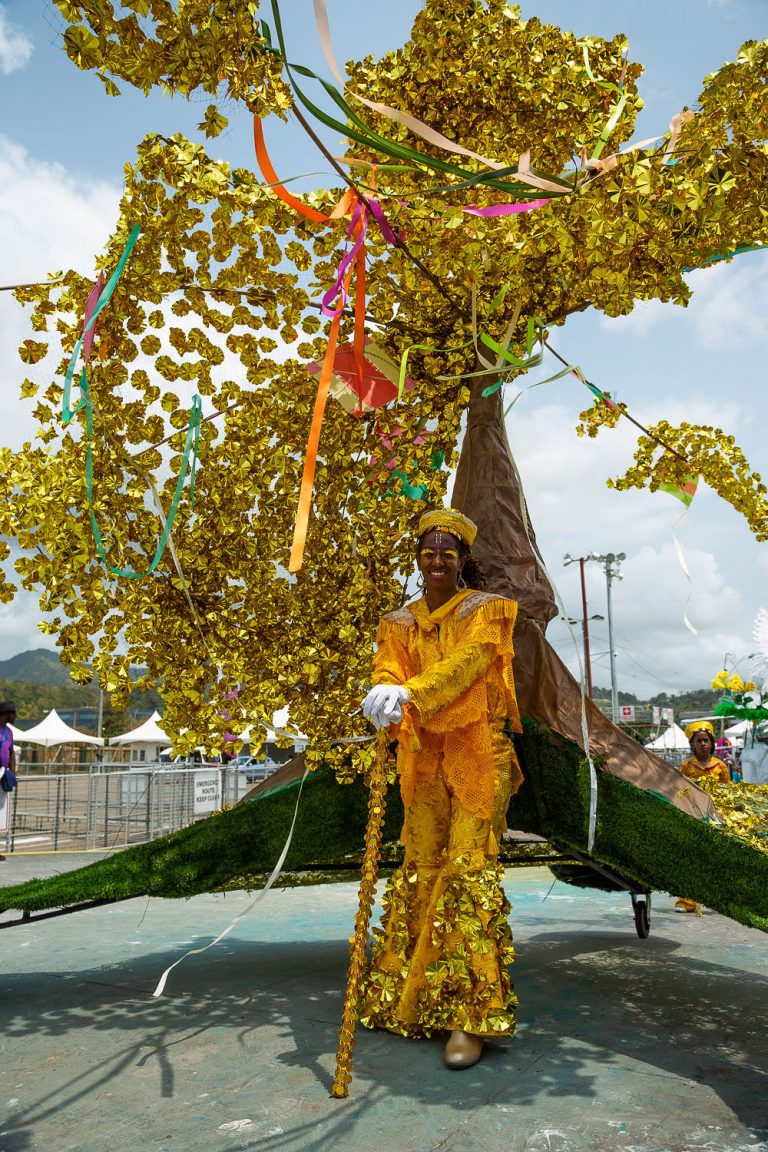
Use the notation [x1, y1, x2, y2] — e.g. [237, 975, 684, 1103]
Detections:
[253, 116, 368, 571]
[253, 116, 354, 222]
[288, 265, 354, 572]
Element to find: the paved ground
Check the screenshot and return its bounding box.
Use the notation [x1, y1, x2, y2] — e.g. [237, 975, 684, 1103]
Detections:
[0, 854, 766, 1152]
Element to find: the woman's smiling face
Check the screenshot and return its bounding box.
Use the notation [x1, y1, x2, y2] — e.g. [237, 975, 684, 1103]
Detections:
[417, 529, 463, 595]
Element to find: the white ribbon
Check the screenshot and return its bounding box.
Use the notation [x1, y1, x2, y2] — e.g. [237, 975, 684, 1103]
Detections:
[153, 767, 310, 997]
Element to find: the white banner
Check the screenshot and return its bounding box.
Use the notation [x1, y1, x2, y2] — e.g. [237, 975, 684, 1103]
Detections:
[619, 705, 635, 722]
[193, 770, 221, 814]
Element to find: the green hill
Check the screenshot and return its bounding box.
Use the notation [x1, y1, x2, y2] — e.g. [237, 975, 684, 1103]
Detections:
[0, 648, 76, 687]
[0, 651, 162, 736]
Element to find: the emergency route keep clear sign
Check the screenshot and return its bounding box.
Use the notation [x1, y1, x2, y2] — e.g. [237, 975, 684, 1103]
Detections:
[193, 770, 221, 814]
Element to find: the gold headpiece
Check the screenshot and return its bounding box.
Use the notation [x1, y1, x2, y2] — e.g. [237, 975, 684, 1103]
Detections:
[417, 508, 477, 547]
[684, 720, 715, 742]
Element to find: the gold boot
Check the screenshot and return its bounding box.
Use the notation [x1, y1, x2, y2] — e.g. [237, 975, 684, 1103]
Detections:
[444, 1030, 483, 1069]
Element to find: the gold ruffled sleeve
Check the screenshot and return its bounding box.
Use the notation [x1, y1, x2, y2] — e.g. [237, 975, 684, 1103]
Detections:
[372, 618, 412, 687]
[406, 644, 495, 724]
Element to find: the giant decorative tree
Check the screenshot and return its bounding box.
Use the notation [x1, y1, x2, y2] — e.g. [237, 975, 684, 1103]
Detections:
[2, 0, 768, 789]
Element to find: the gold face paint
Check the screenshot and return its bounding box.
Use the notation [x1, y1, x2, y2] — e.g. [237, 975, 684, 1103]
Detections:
[420, 548, 459, 561]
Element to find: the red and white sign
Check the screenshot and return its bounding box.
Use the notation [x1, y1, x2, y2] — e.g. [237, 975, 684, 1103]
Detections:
[619, 705, 635, 722]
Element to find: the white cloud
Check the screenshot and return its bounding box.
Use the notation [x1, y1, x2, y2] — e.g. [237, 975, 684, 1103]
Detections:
[0, 135, 120, 449]
[599, 258, 768, 352]
[0, 6, 32, 74]
[0, 592, 56, 663]
[0, 136, 122, 661]
[500, 392, 763, 697]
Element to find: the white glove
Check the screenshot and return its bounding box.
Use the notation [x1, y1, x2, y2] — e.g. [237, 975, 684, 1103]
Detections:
[362, 684, 410, 729]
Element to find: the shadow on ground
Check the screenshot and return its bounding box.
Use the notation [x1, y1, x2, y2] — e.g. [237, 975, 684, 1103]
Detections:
[2, 915, 766, 1152]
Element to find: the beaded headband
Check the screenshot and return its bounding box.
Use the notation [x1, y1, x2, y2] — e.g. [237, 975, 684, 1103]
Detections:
[416, 508, 477, 547]
[684, 720, 715, 742]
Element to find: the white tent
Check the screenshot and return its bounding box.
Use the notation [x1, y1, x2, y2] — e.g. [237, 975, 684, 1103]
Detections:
[18, 709, 104, 747]
[723, 719, 750, 739]
[109, 711, 169, 746]
[109, 711, 170, 762]
[645, 723, 690, 752]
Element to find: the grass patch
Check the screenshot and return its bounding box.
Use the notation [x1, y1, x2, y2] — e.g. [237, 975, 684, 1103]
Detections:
[1, 718, 766, 933]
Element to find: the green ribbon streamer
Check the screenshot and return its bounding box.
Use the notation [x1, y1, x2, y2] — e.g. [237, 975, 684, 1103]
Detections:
[581, 46, 628, 161]
[500, 362, 589, 418]
[395, 284, 547, 398]
[266, 1, 562, 202]
[62, 224, 142, 425]
[84, 382, 202, 579]
[480, 316, 547, 397]
[684, 243, 767, 273]
[59, 222, 201, 578]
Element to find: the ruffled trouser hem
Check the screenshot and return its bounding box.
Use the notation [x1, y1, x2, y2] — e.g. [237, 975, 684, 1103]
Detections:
[359, 852, 517, 1040]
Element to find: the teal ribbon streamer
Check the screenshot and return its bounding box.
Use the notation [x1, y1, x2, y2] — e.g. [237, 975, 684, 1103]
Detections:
[83, 382, 202, 579]
[62, 224, 142, 425]
[60, 221, 201, 578]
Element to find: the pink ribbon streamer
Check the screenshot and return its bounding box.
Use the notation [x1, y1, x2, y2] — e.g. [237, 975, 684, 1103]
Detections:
[365, 195, 399, 244]
[82, 271, 106, 362]
[321, 200, 367, 318]
[463, 199, 550, 217]
[320, 196, 398, 320]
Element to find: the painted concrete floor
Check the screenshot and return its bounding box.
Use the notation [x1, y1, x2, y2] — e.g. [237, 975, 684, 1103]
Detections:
[0, 856, 766, 1152]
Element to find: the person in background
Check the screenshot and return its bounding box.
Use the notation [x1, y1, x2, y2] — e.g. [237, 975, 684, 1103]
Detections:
[359, 508, 523, 1070]
[739, 723, 768, 784]
[715, 736, 734, 775]
[0, 700, 18, 862]
[675, 720, 730, 913]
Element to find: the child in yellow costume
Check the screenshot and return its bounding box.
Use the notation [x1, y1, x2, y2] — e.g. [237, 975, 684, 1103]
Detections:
[675, 720, 731, 913]
[360, 508, 523, 1069]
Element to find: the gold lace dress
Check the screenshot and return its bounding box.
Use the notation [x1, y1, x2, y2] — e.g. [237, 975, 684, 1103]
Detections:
[680, 756, 730, 785]
[360, 589, 524, 1038]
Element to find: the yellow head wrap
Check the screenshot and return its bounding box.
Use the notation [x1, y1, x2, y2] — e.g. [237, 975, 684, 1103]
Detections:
[684, 720, 715, 743]
[416, 508, 477, 548]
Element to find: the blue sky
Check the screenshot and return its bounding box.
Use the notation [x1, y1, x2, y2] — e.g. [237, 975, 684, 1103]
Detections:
[1, 0, 768, 701]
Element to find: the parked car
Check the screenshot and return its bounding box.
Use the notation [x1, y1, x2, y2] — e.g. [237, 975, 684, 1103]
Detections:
[238, 756, 281, 783]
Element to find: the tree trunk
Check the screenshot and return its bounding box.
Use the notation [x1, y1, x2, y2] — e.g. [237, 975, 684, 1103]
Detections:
[451, 370, 715, 819]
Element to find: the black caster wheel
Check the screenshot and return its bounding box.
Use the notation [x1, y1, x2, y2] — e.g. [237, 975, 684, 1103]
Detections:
[632, 893, 651, 938]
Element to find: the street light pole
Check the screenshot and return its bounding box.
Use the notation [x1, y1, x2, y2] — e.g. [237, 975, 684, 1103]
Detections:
[566, 551, 626, 720]
[588, 552, 626, 723]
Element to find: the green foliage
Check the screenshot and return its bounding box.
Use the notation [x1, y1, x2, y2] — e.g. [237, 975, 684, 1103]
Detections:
[0, 676, 162, 737]
[2, 720, 765, 934]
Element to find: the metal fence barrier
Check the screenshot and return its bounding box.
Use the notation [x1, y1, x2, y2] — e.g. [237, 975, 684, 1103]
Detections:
[2, 764, 257, 854]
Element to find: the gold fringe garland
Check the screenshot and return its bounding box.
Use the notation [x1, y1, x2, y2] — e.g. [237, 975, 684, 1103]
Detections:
[331, 729, 390, 1098]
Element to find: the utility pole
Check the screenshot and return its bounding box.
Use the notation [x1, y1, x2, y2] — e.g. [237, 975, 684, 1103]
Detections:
[563, 554, 597, 698]
[584, 552, 626, 722]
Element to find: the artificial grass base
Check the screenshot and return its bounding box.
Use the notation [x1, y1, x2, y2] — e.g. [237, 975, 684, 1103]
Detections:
[1, 719, 766, 933]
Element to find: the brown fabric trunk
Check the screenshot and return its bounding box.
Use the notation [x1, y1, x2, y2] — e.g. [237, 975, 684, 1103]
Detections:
[451, 374, 715, 820]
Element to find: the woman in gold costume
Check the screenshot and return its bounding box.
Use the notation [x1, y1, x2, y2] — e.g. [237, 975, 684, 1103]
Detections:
[675, 720, 730, 913]
[359, 508, 523, 1069]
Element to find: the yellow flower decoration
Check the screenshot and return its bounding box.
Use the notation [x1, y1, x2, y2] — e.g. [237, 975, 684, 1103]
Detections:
[728, 674, 744, 692]
[711, 671, 729, 690]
